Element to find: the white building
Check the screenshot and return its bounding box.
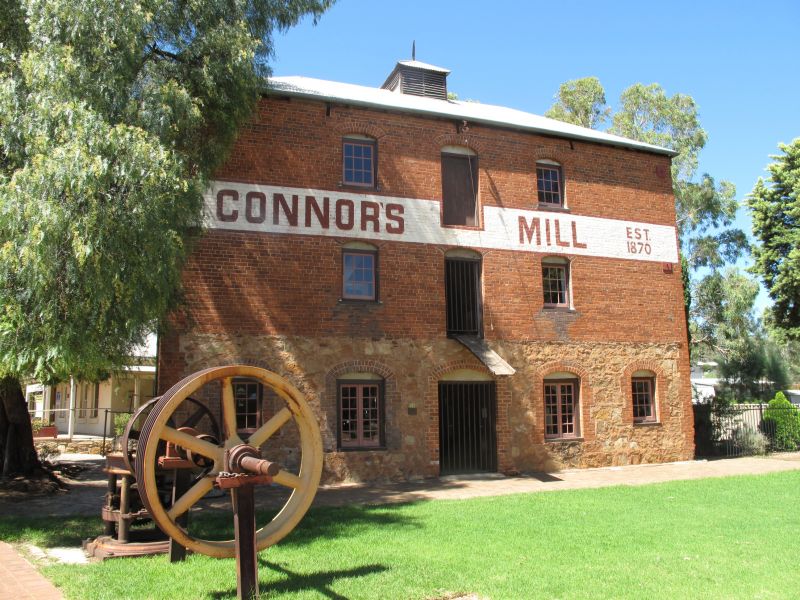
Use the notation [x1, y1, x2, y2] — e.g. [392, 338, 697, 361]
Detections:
[26, 334, 157, 438]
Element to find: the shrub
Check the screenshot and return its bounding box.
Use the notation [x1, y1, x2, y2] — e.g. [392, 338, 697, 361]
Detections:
[113, 412, 132, 437]
[36, 441, 60, 463]
[731, 426, 768, 455]
[763, 393, 800, 451]
[30, 417, 44, 434]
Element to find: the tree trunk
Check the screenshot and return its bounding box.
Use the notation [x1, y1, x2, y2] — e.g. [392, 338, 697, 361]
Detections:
[0, 376, 41, 477]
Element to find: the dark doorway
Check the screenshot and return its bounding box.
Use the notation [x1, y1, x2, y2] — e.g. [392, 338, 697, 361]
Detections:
[438, 381, 497, 475]
[445, 258, 482, 337]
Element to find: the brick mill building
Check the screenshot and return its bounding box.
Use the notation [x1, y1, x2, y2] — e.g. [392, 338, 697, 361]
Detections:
[158, 59, 694, 482]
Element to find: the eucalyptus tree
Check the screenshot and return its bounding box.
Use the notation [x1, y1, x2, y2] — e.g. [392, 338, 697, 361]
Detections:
[748, 139, 800, 340]
[546, 78, 747, 358]
[0, 0, 333, 476]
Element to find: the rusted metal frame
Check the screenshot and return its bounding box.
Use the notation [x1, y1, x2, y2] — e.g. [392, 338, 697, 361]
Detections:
[169, 469, 191, 562]
[233, 485, 259, 600]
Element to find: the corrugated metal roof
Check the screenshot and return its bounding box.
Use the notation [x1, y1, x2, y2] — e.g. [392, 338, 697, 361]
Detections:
[266, 76, 677, 157]
[396, 60, 451, 74]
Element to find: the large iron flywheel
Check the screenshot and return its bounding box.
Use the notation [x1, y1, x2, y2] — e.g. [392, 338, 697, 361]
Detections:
[134, 365, 323, 558]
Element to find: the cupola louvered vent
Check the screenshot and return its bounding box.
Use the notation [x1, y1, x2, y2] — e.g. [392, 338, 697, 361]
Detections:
[381, 60, 450, 100]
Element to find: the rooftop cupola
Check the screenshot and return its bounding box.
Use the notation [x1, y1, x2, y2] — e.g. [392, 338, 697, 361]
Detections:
[381, 48, 450, 100]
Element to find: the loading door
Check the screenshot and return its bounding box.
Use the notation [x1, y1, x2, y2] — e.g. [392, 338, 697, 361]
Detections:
[438, 381, 497, 475]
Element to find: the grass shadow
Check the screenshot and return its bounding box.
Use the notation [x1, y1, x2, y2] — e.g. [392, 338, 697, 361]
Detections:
[183, 503, 421, 549]
[0, 515, 98, 548]
[210, 561, 389, 600]
[279, 503, 420, 548]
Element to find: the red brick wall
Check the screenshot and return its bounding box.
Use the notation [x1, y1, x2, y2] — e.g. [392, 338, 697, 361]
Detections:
[158, 93, 694, 476]
[178, 96, 685, 346]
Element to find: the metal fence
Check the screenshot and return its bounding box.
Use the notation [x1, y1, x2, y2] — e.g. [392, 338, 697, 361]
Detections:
[694, 403, 800, 457]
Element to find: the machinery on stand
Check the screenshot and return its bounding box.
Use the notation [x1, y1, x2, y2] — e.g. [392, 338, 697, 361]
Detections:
[86, 396, 221, 559]
[129, 365, 323, 599]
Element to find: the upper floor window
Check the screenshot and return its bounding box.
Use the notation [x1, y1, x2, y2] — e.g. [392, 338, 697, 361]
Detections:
[441, 146, 479, 226]
[632, 373, 657, 423]
[342, 136, 376, 188]
[342, 243, 378, 301]
[445, 249, 482, 337]
[544, 373, 580, 439]
[542, 257, 570, 308]
[338, 378, 383, 449]
[536, 160, 564, 207]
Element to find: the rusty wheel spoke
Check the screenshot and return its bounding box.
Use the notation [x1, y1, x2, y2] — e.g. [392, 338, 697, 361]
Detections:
[167, 476, 214, 520]
[161, 426, 222, 462]
[247, 407, 292, 448]
[182, 406, 206, 429]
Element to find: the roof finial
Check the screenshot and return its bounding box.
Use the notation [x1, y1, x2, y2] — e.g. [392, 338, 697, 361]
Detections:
[412, 40, 416, 61]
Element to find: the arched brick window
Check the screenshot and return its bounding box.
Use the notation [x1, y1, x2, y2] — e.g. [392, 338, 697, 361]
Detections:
[544, 370, 581, 439]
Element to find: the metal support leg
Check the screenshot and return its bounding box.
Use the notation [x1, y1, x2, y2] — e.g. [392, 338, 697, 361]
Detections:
[169, 470, 190, 562]
[118, 475, 131, 543]
[104, 473, 117, 536]
[232, 485, 258, 600]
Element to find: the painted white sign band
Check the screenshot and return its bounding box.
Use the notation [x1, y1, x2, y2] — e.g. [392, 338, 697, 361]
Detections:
[204, 181, 679, 263]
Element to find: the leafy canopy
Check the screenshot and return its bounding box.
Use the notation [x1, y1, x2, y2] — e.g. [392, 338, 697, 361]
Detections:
[748, 138, 800, 340]
[546, 78, 745, 272]
[0, 0, 333, 381]
[544, 77, 610, 129]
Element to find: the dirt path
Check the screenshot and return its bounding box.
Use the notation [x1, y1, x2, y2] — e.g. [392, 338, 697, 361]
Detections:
[2, 453, 799, 519]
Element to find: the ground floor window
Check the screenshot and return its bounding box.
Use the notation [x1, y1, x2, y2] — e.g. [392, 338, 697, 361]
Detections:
[338, 382, 382, 449]
[544, 379, 579, 439]
[233, 379, 264, 432]
[632, 377, 656, 423]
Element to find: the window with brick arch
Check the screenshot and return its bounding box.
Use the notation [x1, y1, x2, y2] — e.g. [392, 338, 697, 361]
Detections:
[536, 160, 564, 207]
[338, 380, 384, 449]
[542, 257, 570, 308]
[544, 377, 580, 439]
[342, 243, 378, 301]
[233, 378, 264, 433]
[632, 375, 656, 423]
[342, 135, 376, 188]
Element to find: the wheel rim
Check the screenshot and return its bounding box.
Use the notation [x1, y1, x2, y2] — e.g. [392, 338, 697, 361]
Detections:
[134, 365, 323, 558]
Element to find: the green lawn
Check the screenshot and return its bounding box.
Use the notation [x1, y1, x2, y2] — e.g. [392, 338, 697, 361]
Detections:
[2, 471, 799, 599]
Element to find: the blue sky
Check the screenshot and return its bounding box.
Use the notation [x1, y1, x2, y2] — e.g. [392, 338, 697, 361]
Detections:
[272, 0, 800, 307]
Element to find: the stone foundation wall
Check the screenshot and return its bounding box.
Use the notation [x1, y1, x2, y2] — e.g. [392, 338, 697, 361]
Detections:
[35, 438, 113, 456]
[162, 332, 693, 483]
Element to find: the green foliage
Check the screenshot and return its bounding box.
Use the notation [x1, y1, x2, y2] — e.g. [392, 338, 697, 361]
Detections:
[731, 426, 767, 456]
[0, 0, 334, 382]
[544, 76, 610, 129]
[763, 393, 800, 451]
[113, 412, 131, 437]
[36, 440, 59, 462]
[748, 138, 800, 340]
[545, 78, 748, 363]
[30, 417, 44, 433]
